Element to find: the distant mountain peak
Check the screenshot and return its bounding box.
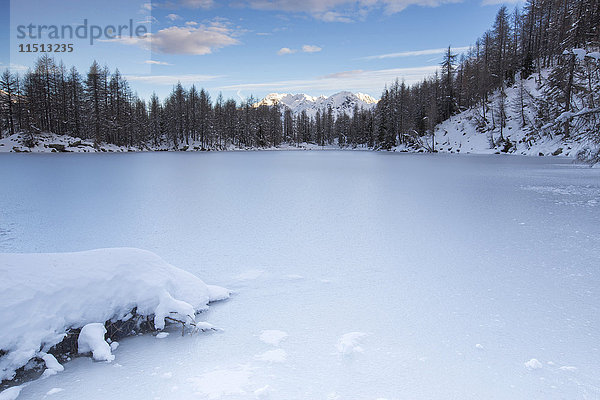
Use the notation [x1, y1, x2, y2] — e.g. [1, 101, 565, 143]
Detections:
[255, 91, 379, 117]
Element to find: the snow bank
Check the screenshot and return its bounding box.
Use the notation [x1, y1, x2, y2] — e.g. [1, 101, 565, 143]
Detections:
[0, 248, 229, 382]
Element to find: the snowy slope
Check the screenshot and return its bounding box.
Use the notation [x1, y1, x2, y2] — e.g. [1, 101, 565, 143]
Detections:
[408, 72, 592, 158]
[0, 248, 228, 382]
[255, 91, 378, 118]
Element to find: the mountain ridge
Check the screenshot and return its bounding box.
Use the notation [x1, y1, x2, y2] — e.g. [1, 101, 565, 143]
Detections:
[255, 91, 379, 118]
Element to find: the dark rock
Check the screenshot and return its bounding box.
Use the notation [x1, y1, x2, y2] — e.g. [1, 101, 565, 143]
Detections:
[48, 144, 66, 152]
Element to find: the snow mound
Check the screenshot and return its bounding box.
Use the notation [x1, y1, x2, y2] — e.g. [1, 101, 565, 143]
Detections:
[525, 358, 543, 370]
[0, 386, 22, 400]
[336, 332, 368, 355]
[77, 323, 115, 362]
[0, 248, 229, 381]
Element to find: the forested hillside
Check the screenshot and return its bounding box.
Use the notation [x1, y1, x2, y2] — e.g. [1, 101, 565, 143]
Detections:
[0, 0, 598, 160]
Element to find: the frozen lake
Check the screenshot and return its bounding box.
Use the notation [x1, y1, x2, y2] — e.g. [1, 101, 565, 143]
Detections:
[1, 152, 599, 399]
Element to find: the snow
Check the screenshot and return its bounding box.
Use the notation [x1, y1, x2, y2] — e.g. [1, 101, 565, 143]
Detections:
[188, 367, 253, 399]
[397, 70, 592, 158]
[77, 323, 115, 362]
[525, 359, 543, 370]
[2, 152, 599, 400]
[559, 366, 577, 371]
[572, 48, 587, 61]
[255, 91, 378, 118]
[336, 332, 368, 355]
[45, 388, 64, 395]
[154, 291, 197, 330]
[255, 349, 287, 363]
[0, 386, 22, 400]
[258, 330, 288, 346]
[155, 332, 169, 339]
[41, 354, 64, 373]
[0, 248, 228, 381]
[254, 385, 273, 398]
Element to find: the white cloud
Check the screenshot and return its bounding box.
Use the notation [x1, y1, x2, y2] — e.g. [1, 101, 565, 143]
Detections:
[363, 46, 470, 60]
[186, 21, 199, 26]
[481, 0, 520, 4]
[277, 47, 297, 55]
[1, 63, 29, 72]
[180, 0, 215, 8]
[319, 11, 353, 22]
[144, 60, 173, 65]
[167, 13, 182, 21]
[125, 73, 222, 85]
[220, 65, 439, 93]
[278, 45, 322, 55]
[302, 44, 322, 53]
[138, 15, 159, 24]
[106, 21, 240, 55]
[244, 0, 462, 21]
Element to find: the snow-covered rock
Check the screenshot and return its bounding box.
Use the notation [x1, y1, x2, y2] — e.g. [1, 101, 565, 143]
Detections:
[41, 354, 64, 373]
[0, 248, 229, 381]
[255, 91, 378, 118]
[77, 323, 114, 362]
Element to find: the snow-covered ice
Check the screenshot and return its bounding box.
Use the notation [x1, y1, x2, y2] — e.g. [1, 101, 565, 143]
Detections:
[258, 330, 288, 346]
[525, 359, 543, 370]
[336, 332, 368, 355]
[0, 386, 22, 400]
[188, 367, 253, 399]
[255, 349, 287, 363]
[1, 152, 599, 400]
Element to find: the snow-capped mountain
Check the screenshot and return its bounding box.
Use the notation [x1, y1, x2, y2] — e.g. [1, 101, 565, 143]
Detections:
[256, 91, 379, 118]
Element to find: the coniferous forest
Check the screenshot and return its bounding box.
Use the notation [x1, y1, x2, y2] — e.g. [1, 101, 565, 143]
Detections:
[1, 0, 599, 159]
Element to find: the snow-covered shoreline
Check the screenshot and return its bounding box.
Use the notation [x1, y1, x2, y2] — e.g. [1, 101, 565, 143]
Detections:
[0, 248, 229, 389]
[0, 129, 591, 159]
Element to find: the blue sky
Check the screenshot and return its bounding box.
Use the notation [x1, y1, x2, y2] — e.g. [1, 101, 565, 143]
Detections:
[1, 0, 521, 101]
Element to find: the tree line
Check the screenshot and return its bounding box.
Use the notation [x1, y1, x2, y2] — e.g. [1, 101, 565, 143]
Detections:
[1, 0, 599, 154]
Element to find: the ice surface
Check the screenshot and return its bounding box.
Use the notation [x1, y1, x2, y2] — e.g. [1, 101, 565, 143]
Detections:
[188, 366, 253, 399]
[1, 152, 599, 400]
[258, 330, 288, 346]
[525, 359, 543, 370]
[255, 349, 287, 363]
[336, 332, 368, 355]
